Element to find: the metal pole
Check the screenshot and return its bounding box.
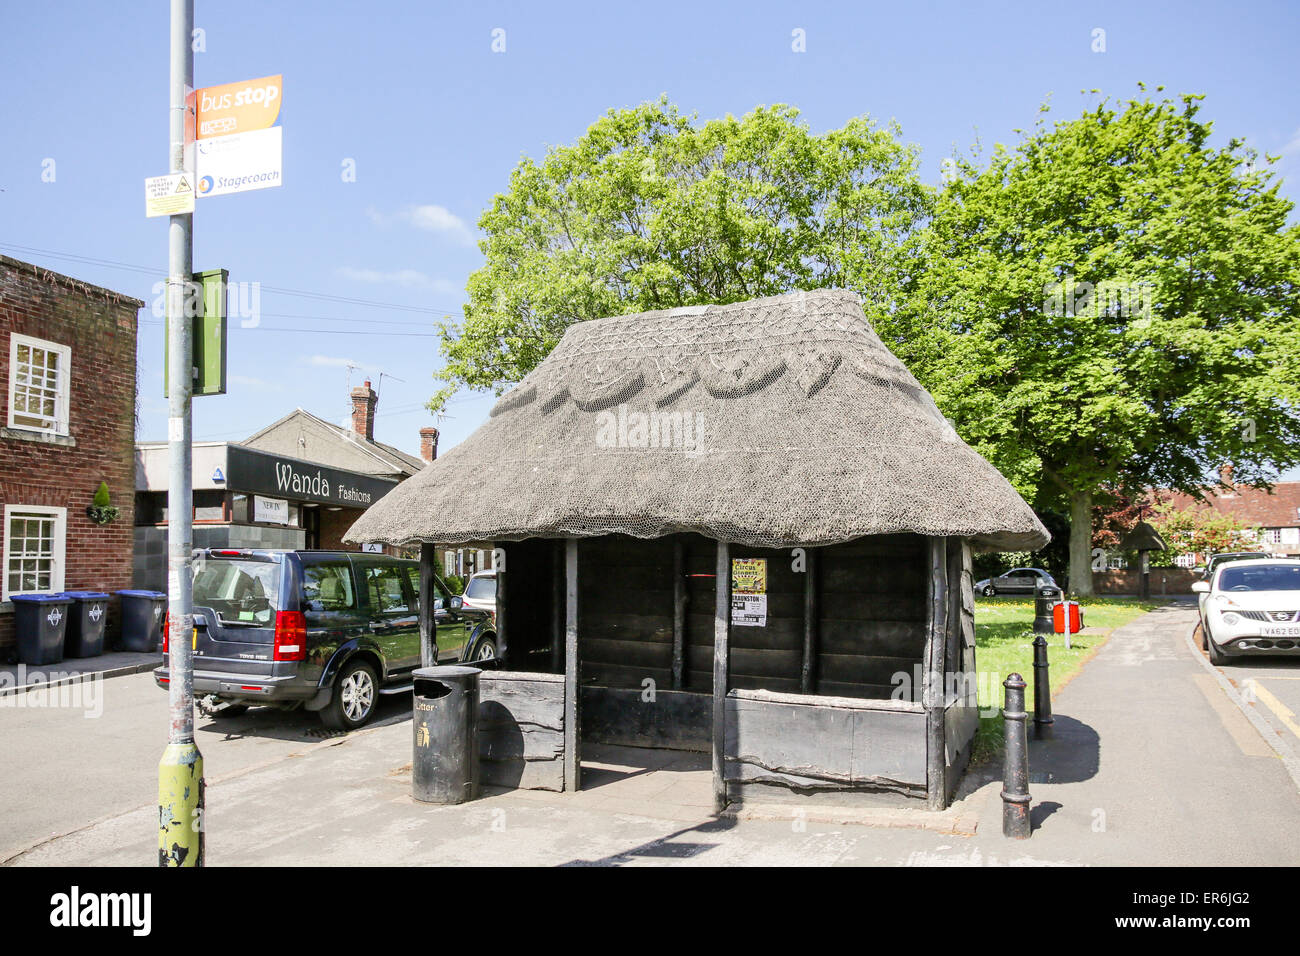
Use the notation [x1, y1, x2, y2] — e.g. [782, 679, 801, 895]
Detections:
[158, 0, 203, 867]
[1031, 635, 1053, 739]
[1001, 673, 1031, 839]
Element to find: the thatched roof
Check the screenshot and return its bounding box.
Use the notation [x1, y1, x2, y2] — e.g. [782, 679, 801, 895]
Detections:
[345, 290, 1048, 552]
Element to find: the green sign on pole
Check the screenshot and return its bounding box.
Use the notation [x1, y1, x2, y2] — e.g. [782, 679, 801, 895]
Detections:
[165, 268, 228, 396]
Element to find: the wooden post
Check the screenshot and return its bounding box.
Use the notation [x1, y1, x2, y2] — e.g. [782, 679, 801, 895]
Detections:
[419, 542, 437, 667]
[800, 546, 818, 694]
[924, 536, 950, 810]
[564, 538, 580, 793]
[712, 539, 730, 813]
[551, 539, 564, 674]
[672, 538, 686, 690]
[494, 544, 508, 667]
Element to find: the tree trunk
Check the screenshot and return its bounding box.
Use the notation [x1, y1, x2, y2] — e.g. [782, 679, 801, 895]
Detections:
[1068, 488, 1095, 596]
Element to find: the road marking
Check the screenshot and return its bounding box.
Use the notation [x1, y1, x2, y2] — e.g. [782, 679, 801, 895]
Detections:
[1191, 674, 1273, 756]
[1251, 682, 1300, 741]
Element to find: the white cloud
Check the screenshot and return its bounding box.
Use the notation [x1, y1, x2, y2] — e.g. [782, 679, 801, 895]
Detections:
[366, 204, 475, 245]
[337, 266, 460, 296]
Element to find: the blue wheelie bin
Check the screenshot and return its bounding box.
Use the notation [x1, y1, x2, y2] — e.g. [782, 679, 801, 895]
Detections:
[11, 593, 72, 665]
[116, 589, 167, 652]
[63, 591, 110, 658]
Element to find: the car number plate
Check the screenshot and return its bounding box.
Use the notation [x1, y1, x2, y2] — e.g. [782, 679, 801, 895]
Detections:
[1261, 625, 1300, 637]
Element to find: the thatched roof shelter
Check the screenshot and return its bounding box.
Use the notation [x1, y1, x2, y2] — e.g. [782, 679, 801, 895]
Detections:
[1122, 520, 1168, 553]
[347, 289, 1046, 552]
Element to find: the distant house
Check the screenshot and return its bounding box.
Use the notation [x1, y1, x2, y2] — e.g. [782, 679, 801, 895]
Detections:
[1157, 467, 1300, 562]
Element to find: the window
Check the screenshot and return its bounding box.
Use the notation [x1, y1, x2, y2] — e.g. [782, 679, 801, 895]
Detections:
[364, 563, 410, 615]
[301, 561, 356, 613]
[1264, 528, 1283, 545]
[8, 334, 71, 434]
[3, 505, 67, 600]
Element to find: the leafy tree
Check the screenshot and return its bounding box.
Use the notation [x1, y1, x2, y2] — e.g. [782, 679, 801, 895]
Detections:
[429, 98, 932, 407]
[1147, 500, 1260, 567]
[885, 91, 1300, 594]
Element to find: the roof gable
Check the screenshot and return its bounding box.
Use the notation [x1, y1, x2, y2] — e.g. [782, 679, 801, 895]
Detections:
[242, 409, 418, 478]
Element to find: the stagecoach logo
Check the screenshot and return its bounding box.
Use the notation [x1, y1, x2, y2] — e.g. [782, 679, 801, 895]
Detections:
[47, 606, 63, 628]
[89, 604, 103, 623]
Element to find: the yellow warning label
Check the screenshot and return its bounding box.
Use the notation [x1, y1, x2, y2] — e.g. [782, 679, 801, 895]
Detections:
[145, 172, 195, 218]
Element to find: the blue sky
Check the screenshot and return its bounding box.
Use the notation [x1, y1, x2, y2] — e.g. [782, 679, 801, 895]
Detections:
[2, 0, 1298, 465]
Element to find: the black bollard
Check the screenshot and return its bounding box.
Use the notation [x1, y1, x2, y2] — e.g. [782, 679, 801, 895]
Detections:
[1032, 635, 1054, 739]
[1002, 673, 1031, 839]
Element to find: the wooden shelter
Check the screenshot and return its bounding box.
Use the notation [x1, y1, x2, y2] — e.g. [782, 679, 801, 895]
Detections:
[346, 290, 1048, 810]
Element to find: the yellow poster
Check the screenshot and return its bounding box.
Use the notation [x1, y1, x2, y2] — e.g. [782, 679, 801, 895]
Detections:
[731, 558, 767, 594]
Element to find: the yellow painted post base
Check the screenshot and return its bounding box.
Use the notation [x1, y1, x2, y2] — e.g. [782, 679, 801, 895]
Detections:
[158, 742, 205, 867]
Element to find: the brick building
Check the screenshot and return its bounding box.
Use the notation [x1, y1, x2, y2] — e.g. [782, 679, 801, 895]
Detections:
[1157, 468, 1300, 562]
[0, 255, 142, 651]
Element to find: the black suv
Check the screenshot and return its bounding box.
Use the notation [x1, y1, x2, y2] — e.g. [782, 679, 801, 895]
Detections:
[154, 549, 496, 729]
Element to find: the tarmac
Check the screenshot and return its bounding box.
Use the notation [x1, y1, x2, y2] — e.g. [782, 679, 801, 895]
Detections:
[8, 603, 1300, 866]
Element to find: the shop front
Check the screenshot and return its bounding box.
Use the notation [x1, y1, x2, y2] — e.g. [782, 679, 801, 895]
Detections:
[134, 442, 400, 589]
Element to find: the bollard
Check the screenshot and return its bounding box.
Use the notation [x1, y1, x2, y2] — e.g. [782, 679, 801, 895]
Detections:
[1001, 673, 1032, 839]
[1032, 635, 1054, 739]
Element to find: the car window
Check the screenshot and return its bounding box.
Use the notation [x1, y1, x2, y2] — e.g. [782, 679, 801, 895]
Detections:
[364, 563, 410, 615]
[405, 566, 421, 614]
[1218, 565, 1300, 592]
[465, 574, 497, 601]
[301, 561, 355, 613]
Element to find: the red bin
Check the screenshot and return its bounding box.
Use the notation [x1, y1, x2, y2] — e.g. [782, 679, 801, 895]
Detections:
[1053, 601, 1082, 634]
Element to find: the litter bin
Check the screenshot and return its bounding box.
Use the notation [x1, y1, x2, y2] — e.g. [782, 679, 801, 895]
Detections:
[117, 590, 167, 652]
[11, 593, 71, 665]
[412, 665, 482, 805]
[1033, 585, 1062, 633]
[64, 591, 110, 658]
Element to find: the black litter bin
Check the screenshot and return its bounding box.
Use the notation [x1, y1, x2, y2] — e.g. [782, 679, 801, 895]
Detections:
[1033, 585, 1062, 634]
[117, 590, 167, 652]
[63, 591, 110, 658]
[11, 593, 71, 665]
[412, 665, 482, 804]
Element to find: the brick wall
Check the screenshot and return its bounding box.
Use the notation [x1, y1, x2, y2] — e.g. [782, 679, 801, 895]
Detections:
[1093, 567, 1199, 596]
[319, 507, 365, 551]
[0, 257, 141, 650]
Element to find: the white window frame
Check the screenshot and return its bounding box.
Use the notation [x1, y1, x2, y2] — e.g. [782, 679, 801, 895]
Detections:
[2, 504, 67, 601]
[7, 333, 72, 436]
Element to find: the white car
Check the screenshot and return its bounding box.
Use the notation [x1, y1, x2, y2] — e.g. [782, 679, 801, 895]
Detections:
[461, 569, 497, 616]
[1192, 558, 1300, 665]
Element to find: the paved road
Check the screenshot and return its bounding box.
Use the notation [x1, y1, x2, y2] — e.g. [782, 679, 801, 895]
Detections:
[8, 603, 1300, 866]
[0, 671, 412, 859]
[1200, 639, 1300, 759]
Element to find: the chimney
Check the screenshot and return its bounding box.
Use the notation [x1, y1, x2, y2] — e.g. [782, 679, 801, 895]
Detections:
[350, 379, 377, 441]
[419, 426, 440, 463]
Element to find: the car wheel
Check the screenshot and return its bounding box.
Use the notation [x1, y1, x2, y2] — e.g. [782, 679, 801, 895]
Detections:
[1205, 625, 1229, 666]
[982, 585, 997, 597]
[321, 658, 379, 730]
[474, 638, 497, 662]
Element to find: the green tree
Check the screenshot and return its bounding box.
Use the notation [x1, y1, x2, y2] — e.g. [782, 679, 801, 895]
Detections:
[1148, 501, 1260, 567]
[429, 98, 932, 407]
[886, 91, 1300, 594]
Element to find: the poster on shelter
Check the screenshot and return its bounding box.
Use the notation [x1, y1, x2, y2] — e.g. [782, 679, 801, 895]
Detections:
[731, 558, 767, 627]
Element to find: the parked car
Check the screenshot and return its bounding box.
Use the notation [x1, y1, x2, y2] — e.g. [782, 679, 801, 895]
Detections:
[461, 568, 497, 616]
[1198, 551, 1269, 579]
[1192, 558, 1300, 665]
[154, 549, 497, 729]
[974, 567, 1057, 596]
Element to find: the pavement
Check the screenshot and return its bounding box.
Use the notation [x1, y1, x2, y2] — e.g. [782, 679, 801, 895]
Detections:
[0, 650, 159, 696]
[5, 601, 1300, 866]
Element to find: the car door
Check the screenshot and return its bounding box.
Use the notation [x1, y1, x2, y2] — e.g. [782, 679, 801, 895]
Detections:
[1002, 568, 1035, 593]
[433, 574, 469, 663]
[357, 557, 420, 677]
